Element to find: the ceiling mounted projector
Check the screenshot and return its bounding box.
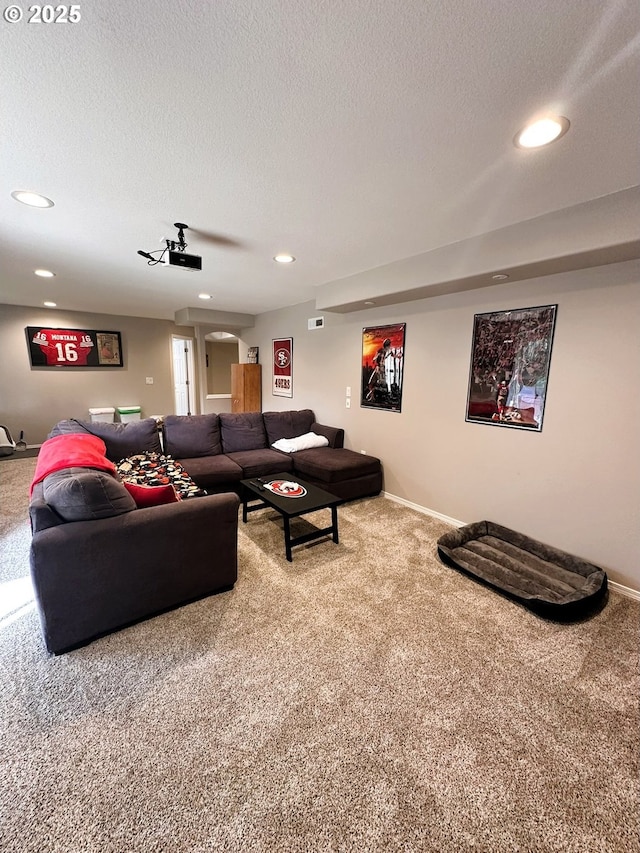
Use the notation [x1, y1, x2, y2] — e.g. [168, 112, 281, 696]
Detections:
[163, 249, 202, 271]
[137, 222, 202, 270]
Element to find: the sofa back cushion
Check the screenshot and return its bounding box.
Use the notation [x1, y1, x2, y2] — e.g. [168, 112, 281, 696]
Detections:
[163, 414, 222, 458]
[42, 467, 136, 521]
[49, 418, 161, 462]
[263, 409, 315, 446]
[219, 412, 267, 453]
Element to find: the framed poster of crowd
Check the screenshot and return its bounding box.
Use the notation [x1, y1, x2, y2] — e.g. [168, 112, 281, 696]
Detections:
[361, 323, 405, 412]
[272, 337, 293, 397]
[465, 304, 557, 431]
[26, 327, 123, 368]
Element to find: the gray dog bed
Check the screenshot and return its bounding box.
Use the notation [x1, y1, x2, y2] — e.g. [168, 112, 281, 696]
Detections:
[437, 521, 607, 619]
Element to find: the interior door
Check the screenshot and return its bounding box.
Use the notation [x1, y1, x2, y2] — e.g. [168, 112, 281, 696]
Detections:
[172, 337, 195, 415]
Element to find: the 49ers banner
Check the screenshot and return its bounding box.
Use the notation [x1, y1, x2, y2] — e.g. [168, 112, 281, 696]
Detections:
[26, 327, 123, 368]
[272, 337, 293, 397]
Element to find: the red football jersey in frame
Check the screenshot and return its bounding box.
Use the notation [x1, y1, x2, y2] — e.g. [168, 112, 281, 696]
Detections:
[26, 327, 123, 368]
[32, 329, 94, 366]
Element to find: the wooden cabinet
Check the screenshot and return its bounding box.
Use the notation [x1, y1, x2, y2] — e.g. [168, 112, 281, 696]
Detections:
[231, 363, 262, 413]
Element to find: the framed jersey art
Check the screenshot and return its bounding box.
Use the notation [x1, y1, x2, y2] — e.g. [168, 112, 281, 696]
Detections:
[26, 327, 123, 368]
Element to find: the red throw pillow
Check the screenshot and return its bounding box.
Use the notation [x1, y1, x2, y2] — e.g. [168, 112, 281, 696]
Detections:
[122, 481, 181, 508]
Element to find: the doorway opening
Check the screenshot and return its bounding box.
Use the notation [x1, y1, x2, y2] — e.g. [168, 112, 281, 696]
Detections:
[171, 336, 196, 415]
[205, 332, 239, 396]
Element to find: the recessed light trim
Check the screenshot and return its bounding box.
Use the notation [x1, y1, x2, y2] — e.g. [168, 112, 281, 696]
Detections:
[514, 116, 570, 149]
[198, 293, 212, 300]
[35, 269, 55, 278]
[492, 273, 510, 281]
[43, 301, 57, 308]
[273, 254, 296, 264]
[11, 190, 55, 208]
[364, 301, 376, 306]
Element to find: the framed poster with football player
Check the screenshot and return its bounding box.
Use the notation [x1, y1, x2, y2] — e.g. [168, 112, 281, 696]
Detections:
[465, 304, 557, 430]
[361, 323, 405, 412]
[272, 337, 293, 397]
[26, 327, 123, 368]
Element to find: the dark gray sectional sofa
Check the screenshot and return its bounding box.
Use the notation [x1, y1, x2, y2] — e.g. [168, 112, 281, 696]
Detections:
[30, 409, 382, 654]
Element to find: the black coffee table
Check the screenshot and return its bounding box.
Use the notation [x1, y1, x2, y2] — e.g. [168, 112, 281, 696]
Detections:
[240, 473, 341, 562]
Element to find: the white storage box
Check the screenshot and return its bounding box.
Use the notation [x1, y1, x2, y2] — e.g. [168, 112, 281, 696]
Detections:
[117, 406, 141, 423]
[89, 407, 115, 423]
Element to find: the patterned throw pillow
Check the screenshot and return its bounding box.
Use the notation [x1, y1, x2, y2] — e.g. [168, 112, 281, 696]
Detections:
[116, 452, 206, 499]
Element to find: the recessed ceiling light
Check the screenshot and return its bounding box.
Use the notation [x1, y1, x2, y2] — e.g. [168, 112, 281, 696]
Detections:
[34, 269, 55, 278]
[43, 301, 57, 308]
[273, 254, 296, 264]
[492, 273, 510, 281]
[364, 301, 376, 306]
[514, 116, 570, 149]
[198, 293, 212, 300]
[11, 190, 55, 208]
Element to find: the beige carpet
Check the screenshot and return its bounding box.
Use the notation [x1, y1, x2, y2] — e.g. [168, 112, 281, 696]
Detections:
[1, 457, 639, 853]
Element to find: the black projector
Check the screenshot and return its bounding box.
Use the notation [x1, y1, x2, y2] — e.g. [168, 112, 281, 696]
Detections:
[164, 250, 202, 271]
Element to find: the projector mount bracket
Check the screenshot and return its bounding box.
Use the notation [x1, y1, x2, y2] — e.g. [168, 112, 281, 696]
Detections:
[137, 222, 190, 265]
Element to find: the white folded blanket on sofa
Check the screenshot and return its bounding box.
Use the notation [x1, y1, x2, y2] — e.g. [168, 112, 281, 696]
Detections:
[271, 432, 329, 453]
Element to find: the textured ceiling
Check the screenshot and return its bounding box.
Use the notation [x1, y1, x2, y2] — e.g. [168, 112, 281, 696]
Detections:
[2, 0, 639, 321]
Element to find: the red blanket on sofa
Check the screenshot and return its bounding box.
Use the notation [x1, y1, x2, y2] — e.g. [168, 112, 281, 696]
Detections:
[30, 433, 117, 495]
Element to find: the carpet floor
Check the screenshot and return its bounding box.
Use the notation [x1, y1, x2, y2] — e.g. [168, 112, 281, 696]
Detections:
[1, 458, 638, 852]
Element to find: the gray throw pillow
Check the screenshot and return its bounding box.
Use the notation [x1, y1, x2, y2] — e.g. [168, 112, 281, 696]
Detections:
[43, 467, 136, 521]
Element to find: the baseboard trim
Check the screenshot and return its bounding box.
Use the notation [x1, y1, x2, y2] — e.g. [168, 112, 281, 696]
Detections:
[608, 581, 640, 601]
[382, 491, 640, 602]
[382, 491, 465, 528]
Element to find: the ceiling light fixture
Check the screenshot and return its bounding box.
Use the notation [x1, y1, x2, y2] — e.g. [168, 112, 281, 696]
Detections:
[198, 293, 212, 300]
[364, 301, 376, 306]
[43, 301, 57, 308]
[492, 273, 510, 281]
[273, 254, 295, 264]
[11, 190, 55, 208]
[35, 269, 55, 278]
[514, 116, 570, 149]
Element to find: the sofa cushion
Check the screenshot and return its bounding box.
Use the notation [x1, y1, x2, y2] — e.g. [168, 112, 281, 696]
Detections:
[263, 409, 315, 446]
[49, 418, 161, 462]
[177, 454, 244, 489]
[219, 413, 268, 453]
[163, 414, 222, 458]
[43, 467, 136, 521]
[226, 449, 294, 479]
[292, 447, 381, 484]
[116, 452, 206, 498]
[123, 481, 181, 508]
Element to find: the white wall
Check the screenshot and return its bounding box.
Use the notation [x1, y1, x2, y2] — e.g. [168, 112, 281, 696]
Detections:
[242, 260, 640, 590]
